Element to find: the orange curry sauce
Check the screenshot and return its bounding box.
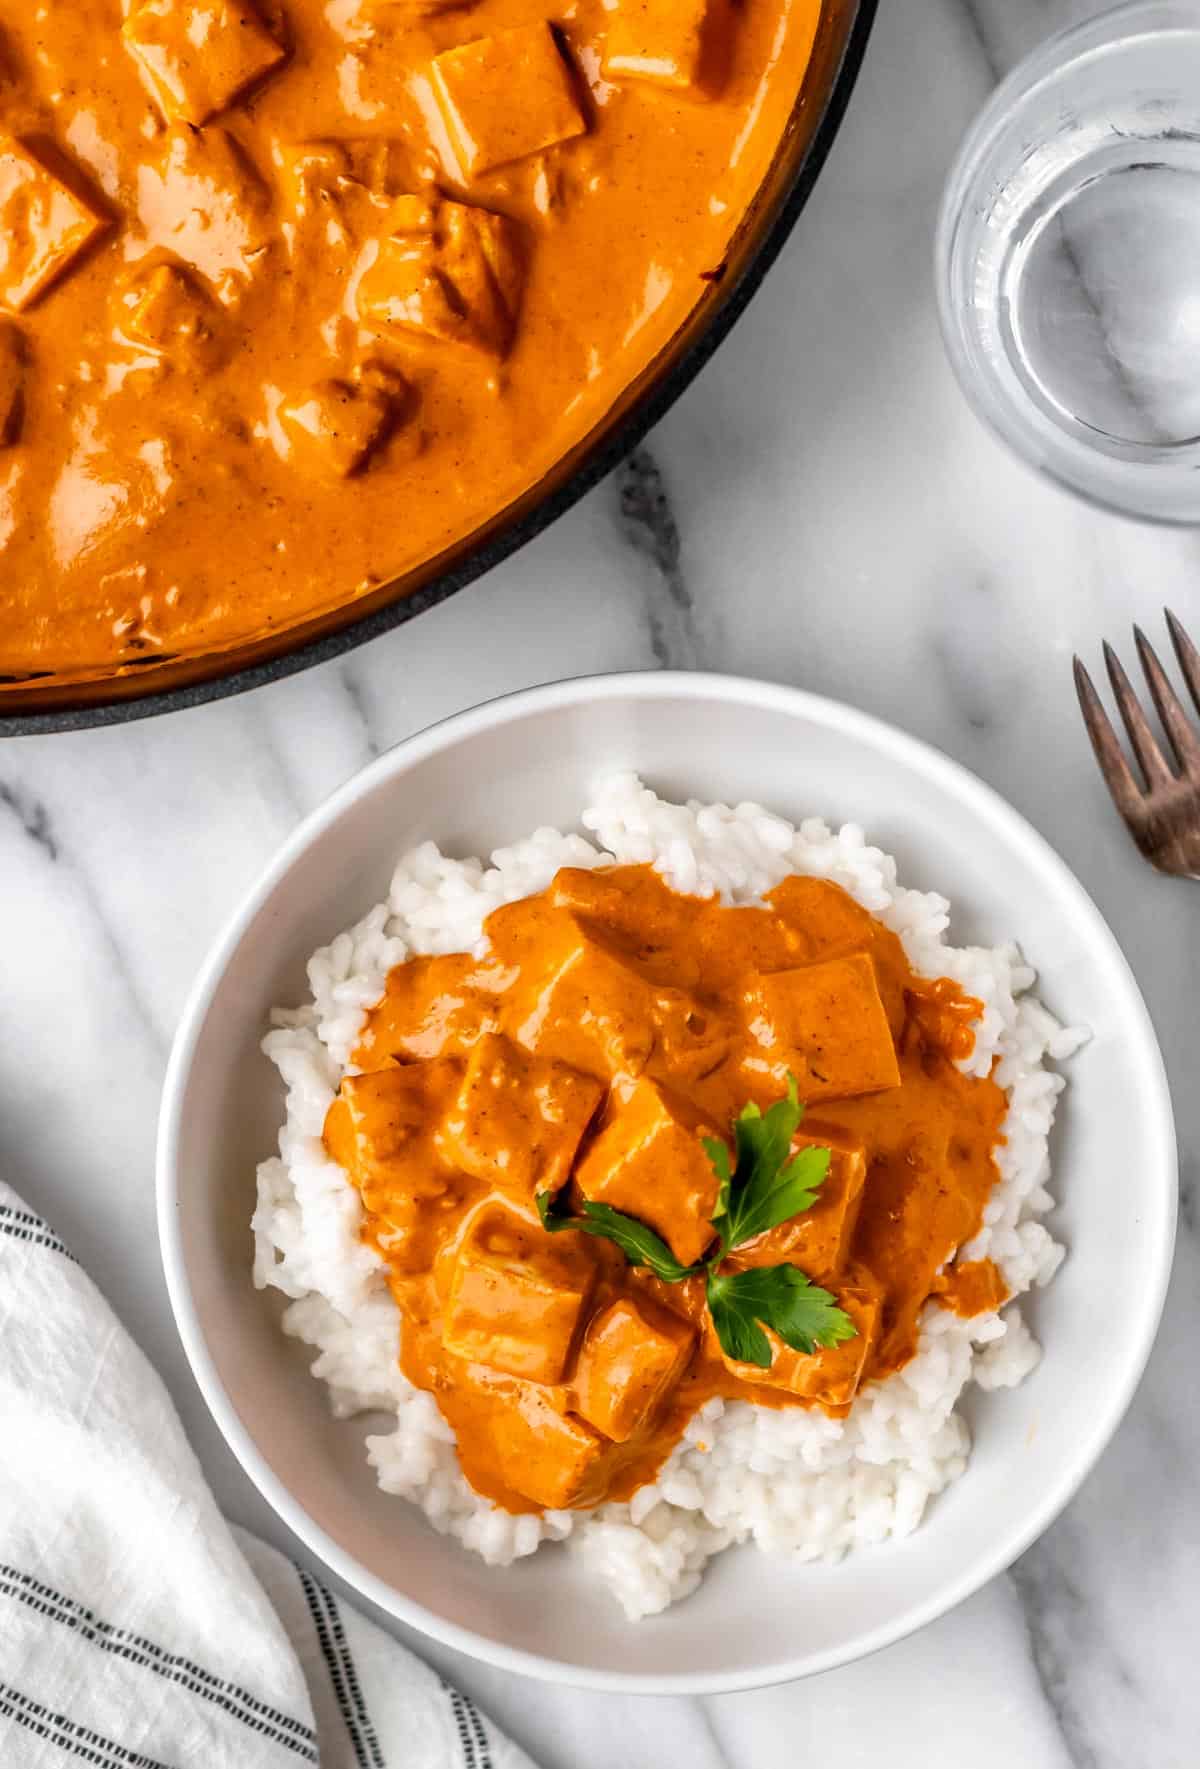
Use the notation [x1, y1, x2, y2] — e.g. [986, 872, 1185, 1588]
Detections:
[0, 0, 822, 681]
[322, 864, 1009, 1515]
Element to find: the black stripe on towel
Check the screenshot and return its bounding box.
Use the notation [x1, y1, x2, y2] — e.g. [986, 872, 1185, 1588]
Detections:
[458, 1689, 493, 1769]
[0, 1681, 172, 1769]
[0, 1565, 317, 1761]
[0, 1203, 78, 1265]
[323, 1587, 385, 1769]
[441, 1679, 494, 1769]
[443, 1683, 480, 1769]
[298, 1570, 384, 1769]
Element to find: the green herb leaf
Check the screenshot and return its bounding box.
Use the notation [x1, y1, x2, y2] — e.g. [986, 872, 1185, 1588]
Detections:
[701, 1134, 733, 1228]
[707, 1074, 832, 1255]
[706, 1272, 773, 1367]
[706, 1265, 857, 1368]
[536, 1191, 699, 1284]
[732, 1144, 832, 1247]
[537, 1080, 855, 1378]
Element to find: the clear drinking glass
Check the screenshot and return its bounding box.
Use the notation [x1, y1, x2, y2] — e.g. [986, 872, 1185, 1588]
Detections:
[937, 1, 1200, 523]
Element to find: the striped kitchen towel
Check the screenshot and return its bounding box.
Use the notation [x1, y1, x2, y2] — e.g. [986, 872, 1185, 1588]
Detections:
[0, 1183, 534, 1769]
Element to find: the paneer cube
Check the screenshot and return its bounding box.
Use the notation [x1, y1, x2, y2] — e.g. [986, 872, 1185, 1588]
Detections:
[273, 140, 411, 290]
[118, 261, 219, 361]
[357, 195, 524, 357]
[440, 1032, 602, 1201]
[602, 0, 732, 95]
[483, 1380, 607, 1508]
[123, 0, 287, 127]
[491, 909, 722, 1084]
[274, 138, 411, 252]
[718, 1280, 879, 1411]
[575, 1077, 720, 1267]
[279, 373, 404, 480]
[430, 25, 586, 180]
[732, 1132, 867, 1282]
[442, 1204, 596, 1382]
[0, 138, 108, 312]
[491, 911, 654, 1077]
[768, 876, 908, 1035]
[547, 866, 714, 984]
[136, 127, 273, 303]
[767, 876, 880, 959]
[0, 320, 26, 446]
[355, 953, 497, 1066]
[574, 1295, 694, 1441]
[548, 866, 648, 924]
[324, 1060, 461, 1206]
[742, 954, 900, 1101]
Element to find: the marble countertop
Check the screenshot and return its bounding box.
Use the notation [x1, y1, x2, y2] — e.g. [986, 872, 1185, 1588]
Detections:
[4, 0, 1198, 1762]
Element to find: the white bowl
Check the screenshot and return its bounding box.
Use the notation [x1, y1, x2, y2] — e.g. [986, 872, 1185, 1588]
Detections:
[158, 672, 1176, 1692]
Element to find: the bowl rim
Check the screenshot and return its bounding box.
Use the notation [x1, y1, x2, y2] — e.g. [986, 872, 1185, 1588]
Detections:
[2, 0, 877, 737]
[157, 669, 1178, 1693]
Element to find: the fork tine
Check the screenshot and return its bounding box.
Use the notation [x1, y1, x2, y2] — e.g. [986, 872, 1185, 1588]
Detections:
[1073, 655, 1145, 816]
[1134, 625, 1200, 774]
[1165, 608, 1200, 719]
[1103, 640, 1175, 789]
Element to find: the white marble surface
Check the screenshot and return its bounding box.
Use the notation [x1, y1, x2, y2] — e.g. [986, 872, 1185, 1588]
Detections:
[4, 0, 1200, 1762]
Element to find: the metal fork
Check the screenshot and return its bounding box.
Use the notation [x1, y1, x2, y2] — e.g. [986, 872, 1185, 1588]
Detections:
[1074, 609, 1200, 879]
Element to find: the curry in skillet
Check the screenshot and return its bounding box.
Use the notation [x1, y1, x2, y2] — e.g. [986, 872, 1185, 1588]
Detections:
[323, 865, 1008, 1513]
[0, 0, 822, 683]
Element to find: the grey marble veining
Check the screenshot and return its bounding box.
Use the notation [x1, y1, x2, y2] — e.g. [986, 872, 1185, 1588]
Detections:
[615, 448, 704, 669]
[3, 0, 1199, 1763]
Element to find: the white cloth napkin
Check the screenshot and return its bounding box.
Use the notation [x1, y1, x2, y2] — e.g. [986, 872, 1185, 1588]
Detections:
[0, 1182, 535, 1769]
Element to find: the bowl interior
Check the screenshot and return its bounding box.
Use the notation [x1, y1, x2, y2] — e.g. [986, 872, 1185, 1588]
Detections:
[161, 676, 1175, 1689]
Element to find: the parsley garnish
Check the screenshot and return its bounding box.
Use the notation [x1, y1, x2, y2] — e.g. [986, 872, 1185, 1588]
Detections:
[538, 1075, 857, 1371]
[535, 1192, 697, 1283]
[704, 1075, 833, 1256]
[707, 1265, 857, 1368]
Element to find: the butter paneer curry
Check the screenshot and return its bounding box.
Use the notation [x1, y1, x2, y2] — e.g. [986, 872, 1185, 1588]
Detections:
[323, 864, 1009, 1514]
[0, 0, 822, 682]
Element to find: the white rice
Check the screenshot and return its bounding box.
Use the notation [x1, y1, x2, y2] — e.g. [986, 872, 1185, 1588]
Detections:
[252, 773, 1083, 1619]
